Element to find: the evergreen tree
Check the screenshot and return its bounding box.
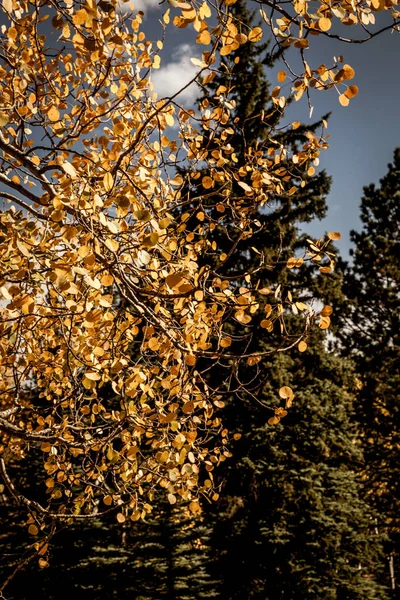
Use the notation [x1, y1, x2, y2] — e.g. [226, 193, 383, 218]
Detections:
[206, 333, 388, 599]
[341, 149, 400, 596]
[183, 2, 389, 598]
[0, 493, 217, 599]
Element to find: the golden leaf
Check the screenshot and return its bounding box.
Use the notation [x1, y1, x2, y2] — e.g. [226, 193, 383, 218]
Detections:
[345, 85, 359, 99]
[248, 27, 263, 42]
[235, 311, 252, 325]
[190, 57, 206, 68]
[279, 386, 293, 399]
[319, 316, 331, 329]
[238, 181, 253, 193]
[143, 232, 159, 248]
[182, 401, 194, 414]
[342, 64, 355, 80]
[166, 272, 183, 289]
[318, 17, 332, 31]
[277, 70, 286, 82]
[61, 162, 78, 179]
[28, 525, 39, 535]
[320, 305, 333, 317]
[197, 29, 211, 45]
[100, 274, 114, 286]
[202, 176, 213, 189]
[84, 371, 101, 381]
[103, 172, 114, 192]
[286, 257, 303, 269]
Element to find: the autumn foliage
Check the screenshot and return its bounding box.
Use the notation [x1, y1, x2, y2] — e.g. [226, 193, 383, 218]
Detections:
[0, 0, 397, 550]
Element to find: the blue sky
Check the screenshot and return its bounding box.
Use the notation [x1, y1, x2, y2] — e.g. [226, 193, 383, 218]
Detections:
[138, 1, 400, 259]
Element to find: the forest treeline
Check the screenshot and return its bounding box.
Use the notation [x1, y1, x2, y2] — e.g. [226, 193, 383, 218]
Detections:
[0, 2, 399, 598]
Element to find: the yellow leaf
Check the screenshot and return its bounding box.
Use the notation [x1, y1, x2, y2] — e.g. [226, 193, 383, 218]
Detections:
[298, 341, 307, 352]
[202, 176, 213, 189]
[84, 371, 101, 381]
[0, 286, 12, 300]
[339, 94, 349, 107]
[320, 305, 333, 317]
[134, 209, 151, 221]
[286, 257, 303, 269]
[248, 27, 263, 42]
[190, 57, 206, 68]
[48, 105, 60, 122]
[247, 355, 261, 366]
[319, 316, 331, 329]
[165, 113, 174, 127]
[143, 232, 159, 248]
[39, 559, 49, 569]
[182, 401, 194, 414]
[189, 501, 202, 514]
[318, 17, 332, 31]
[260, 319, 273, 331]
[327, 231, 341, 240]
[103, 172, 114, 192]
[277, 70, 286, 82]
[61, 162, 78, 179]
[72, 8, 88, 26]
[159, 217, 171, 229]
[235, 311, 252, 325]
[344, 85, 358, 99]
[2, 0, 12, 13]
[105, 238, 119, 252]
[371, 0, 385, 9]
[101, 274, 114, 286]
[197, 29, 211, 45]
[166, 272, 183, 289]
[28, 524, 39, 535]
[238, 181, 252, 193]
[279, 386, 293, 399]
[342, 64, 355, 80]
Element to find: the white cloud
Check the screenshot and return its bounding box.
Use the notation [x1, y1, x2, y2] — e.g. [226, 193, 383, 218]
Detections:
[118, 0, 161, 13]
[151, 44, 200, 104]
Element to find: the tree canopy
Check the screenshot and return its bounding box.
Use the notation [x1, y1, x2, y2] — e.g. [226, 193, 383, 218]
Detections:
[0, 0, 398, 587]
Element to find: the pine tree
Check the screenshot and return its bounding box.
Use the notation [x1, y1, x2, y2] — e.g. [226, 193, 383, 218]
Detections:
[0, 495, 218, 599]
[341, 149, 400, 596]
[183, 2, 389, 598]
[206, 332, 388, 599]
